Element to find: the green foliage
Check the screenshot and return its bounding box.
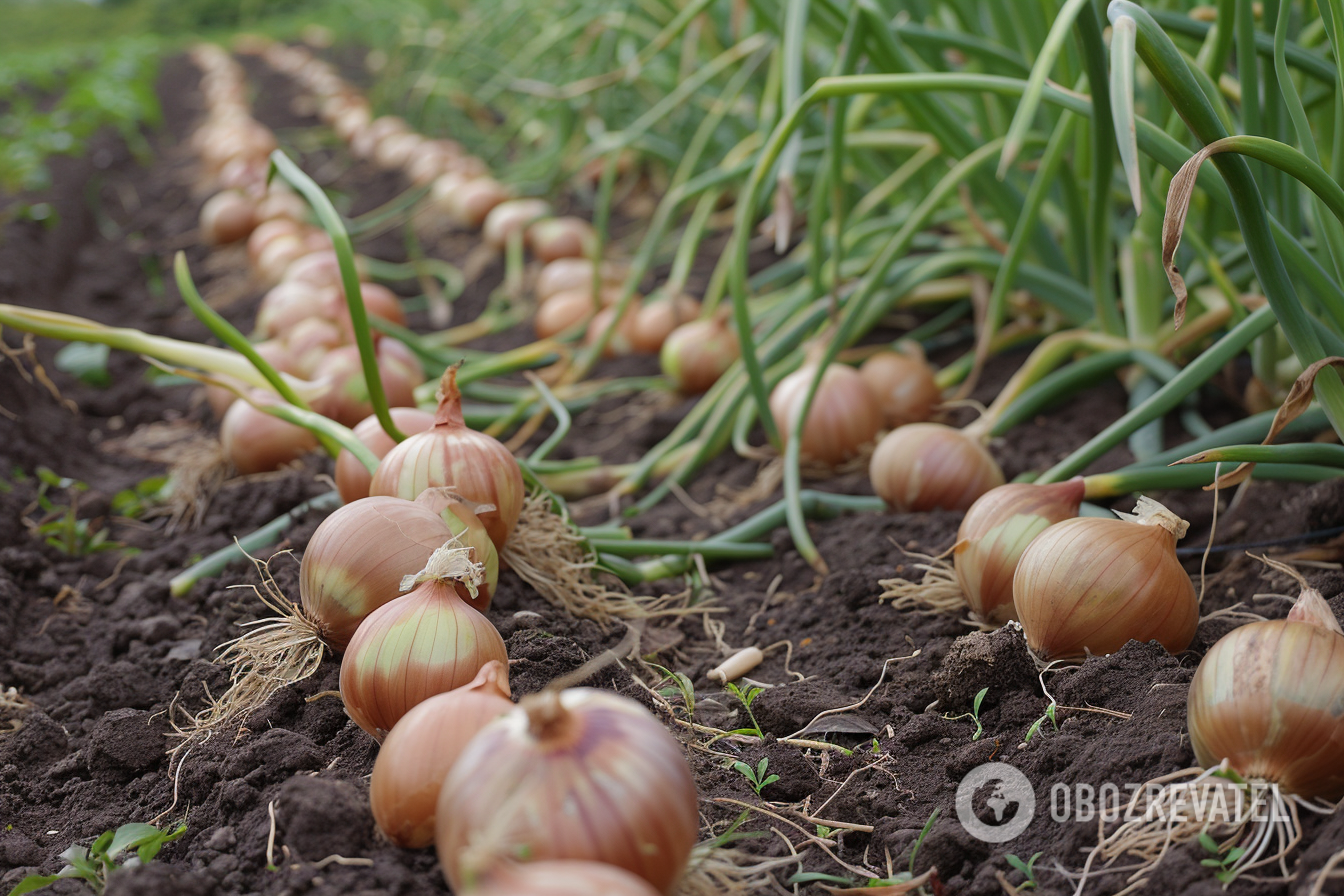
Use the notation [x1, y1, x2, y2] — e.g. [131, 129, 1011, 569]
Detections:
[6, 822, 185, 896]
[27, 467, 121, 557]
[1198, 832, 1247, 883]
[1005, 852, 1043, 889]
[944, 687, 990, 741]
[729, 757, 779, 796]
[1024, 702, 1059, 744]
[647, 662, 696, 721]
[722, 681, 767, 738]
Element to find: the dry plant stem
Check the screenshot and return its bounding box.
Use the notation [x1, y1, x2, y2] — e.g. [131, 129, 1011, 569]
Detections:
[169, 551, 325, 766]
[677, 843, 799, 896]
[501, 491, 696, 625]
[876, 546, 990, 626]
[1308, 845, 1344, 896]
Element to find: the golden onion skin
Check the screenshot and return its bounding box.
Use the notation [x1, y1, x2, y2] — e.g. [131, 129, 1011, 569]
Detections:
[869, 423, 1005, 512]
[333, 408, 437, 504]
[1188, 619, 1344, 801]
[1012, 501, 1197, 662]
[436, 689, 699, 895]
[769, 364, 882, 466]
[339, 578, 508, 739]
[467, 861, 663, 896]
[953, 479, 1085, 623]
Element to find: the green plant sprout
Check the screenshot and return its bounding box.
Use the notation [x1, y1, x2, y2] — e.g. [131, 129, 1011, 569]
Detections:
[1198, 831, 1247, 884]
[729, 757, 779, 796]
[1024, 703, 1059, 744]
[647, 662, 696, 721]
[7, 822, 185, 896]
[722, 681, 767, 738]
[1006, 852, 1043, 889]
[944, 687, 990, 741]
[909, 806, 940, 877]
[110, 475, 171, 521]
[25, 468, 120, 557]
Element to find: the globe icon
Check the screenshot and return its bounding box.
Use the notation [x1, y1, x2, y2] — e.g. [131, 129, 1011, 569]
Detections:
[956, 763, 1036, 842]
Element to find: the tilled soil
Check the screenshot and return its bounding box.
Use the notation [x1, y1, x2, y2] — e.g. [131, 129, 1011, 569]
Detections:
[2, 51, 1343, 896]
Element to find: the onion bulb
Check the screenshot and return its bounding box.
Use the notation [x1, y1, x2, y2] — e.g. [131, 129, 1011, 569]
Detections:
[248, 218, 304, 266]
[584, 304, 641, 358]
[465, 862, 662, 896]
[449, 177, 510, 228]
[769, 363, 882, 466]
[534, 290, 597, 339]
[660, 316, 738, 394]
[1013, 496, 1198, 662]
[953, 479, 1085, 623]
[860, 345, 941, 428]
[205, 340, 295, 419]
[415, 488, 501, 610]
[526, 217, 595, 263]
[536, 258, 623, 301]
[631, 293, 699, 354]
[436, 689, 698, 894]
[220, 392, 319, 474]
[200, 190, 257, 245]
[369, 366, 524, 551]
[369, 660, 513, 848]
[483, 198, 552, 251]
[311, 339, 423, 428]
[340, 542, 507, 739]
[869, 423, 1004, 512]
[1187, 581, 1344, 800]
[334, 408, 436, 504]
[300, 495, 470, 650]
[283, 316, 345, 378]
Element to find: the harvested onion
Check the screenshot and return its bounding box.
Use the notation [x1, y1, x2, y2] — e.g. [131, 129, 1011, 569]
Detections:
[585, 304, 641, 358]
[526, 216, 595, 263]
[536, 257, 623, 301]
[869, 423, 1004, 512]
[1013, 496, 1198, 662]
[483, 198, 552, 250]
[769, 363, 882, 466]
[860, 345, 941, 428]
[436, 688, 698, 894]
[340, 542, 507, 739]
[534, 289, 596, 339]
[1187, 567, 1344, 800]
[369, 660, 512, 848]
[200, 190, 257, 245]
[465, 862, 662, 896]
[953, 479, 1085, 623]
[631, 293, 699, 354]
[310, 338, 423, 428]
[660, 316, 738, 394]
[220, 392, 318, 474]
[334, 408, 436, 503]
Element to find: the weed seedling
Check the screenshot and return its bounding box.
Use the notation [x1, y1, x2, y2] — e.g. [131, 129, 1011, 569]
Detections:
[908, 807, 940, 876]
[943, 687, 989, 740]
[647, 662, 696, 721]
[24, 468, 120, 557]
[7, 822, 185, 895]
[1198, 831, 1247, 883]
[729, 757, 779, 796]
[1024, 702, 1059, 743]
[1005, 852, 1042, 889]
[723, 681, 767, 737]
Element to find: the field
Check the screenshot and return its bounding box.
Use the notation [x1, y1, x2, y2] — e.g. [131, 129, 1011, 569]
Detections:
[2, 2, 1344, 895]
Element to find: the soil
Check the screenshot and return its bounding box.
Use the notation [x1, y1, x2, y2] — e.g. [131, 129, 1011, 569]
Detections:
[2, 50, 1343, 896]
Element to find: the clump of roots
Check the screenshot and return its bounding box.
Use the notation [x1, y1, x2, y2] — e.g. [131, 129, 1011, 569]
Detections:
[677, 840, 801, 896]
[169, 550, 324, 766]
[1068, 762, 1318, 895]
[101, 420, 228, 532]
[877, 546, 991, 630]
[502, 491, 699, 627]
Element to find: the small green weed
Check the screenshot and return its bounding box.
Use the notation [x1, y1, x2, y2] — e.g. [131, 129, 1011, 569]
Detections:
[1198, 831, 1246, 883]
[943, 687, 989, 741]
[723, 681, 767, 737]
[26, 468, 121, 557]
[1024, 703, 1059, 743]
[729, 757, 779, 796]
[1005, 851, 1042, 889]
[7, 822, 185, 895]
[647, 662, 695, 721]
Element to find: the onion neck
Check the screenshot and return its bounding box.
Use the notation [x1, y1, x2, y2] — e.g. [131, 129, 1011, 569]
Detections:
[434, 364, 466, 429]
[1117, 495, 1189, 540]
[522, 690, 576, 743]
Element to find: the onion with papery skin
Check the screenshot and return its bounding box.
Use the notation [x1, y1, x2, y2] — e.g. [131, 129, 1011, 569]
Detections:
[369, 660, 512, 848]
[660, 316, 738, 394]
[340, 542, 507, 739]
[536, 257, 623, 301]
[200, 190, 257, 245]
[300, 496, 469, 649]
[283, 316, 345, 378]
[1013, 496, 1198, 662]
[255, 233, 310, 284]
[631, 293, 699, 354]
[483, 198, 552, 251]
[451, 177, 511, 228]
[584, 304, 641, 358]
[534, 290, 596, 339]
[869, 423, 1004, 512]
[206, 340, 295, 419]
[369, 366, 524, 551]
[220, 392, 319, 474]
[415, 489, 500, 606]
[1187, 583, 1344, 800]
[255, 281, 332, 339]
[953, 479, 1085, 623]
[466, 862, 662, 896]
[436, 688, 698, 894]
[769, 363, 882, 466]
[335, 407, 436, 503]
[310, 338, 423, 427]
[248, 218, 303, 265]
[860, 345, 941, 428]
[526, 217, 595, 263]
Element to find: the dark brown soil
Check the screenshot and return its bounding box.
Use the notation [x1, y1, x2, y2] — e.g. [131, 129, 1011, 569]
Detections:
[2, 51, 1342, 896]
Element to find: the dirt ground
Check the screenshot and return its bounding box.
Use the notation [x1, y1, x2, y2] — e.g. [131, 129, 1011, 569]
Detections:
[1, 52, 1342, 896]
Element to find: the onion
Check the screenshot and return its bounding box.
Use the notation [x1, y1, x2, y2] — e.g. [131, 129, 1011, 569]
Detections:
[369, 366, 524, 551]
[247, 218, 304, 266]
[526, 217, 595, 263]
[1187, 576, 1344, 799]
[255, 281, 334, 339]
[300, 496, 468, 650]
[1013, 496, 1198, 662]
[220, 392, 319, 475]
[430, 171, 471, 213]
[334, 408, 437, 504]
[660, 316, 738, 394]
[860, 345, 941, 428]
[534, 290, 597, 339]
[436, 689, 699, 894]
[415, 489, 501, 609]
[631, 294, 699, 354]
[310, 338, 424, 428]
[952, 479, 1085, 624]
[769, 363, 882, 466]
[465, 862, 662, 896]
[369, 660, 513, 848]
[340, 542, 508, 739]
[254, 189, 308, 224]
[205, 340, 296, 419]
[255, 233, 311, 285]
[869, 423, 1004, 512]
[483, 198, 552, 251]
[584, 304, 641, 358]
[200, 190, 257, 245]
[351, 115, 408, 159]
[283, 316, 345, 378]
[450, 177, 510, 228]
[536, 257, 623, 301]
[374, 131, 424, 171]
